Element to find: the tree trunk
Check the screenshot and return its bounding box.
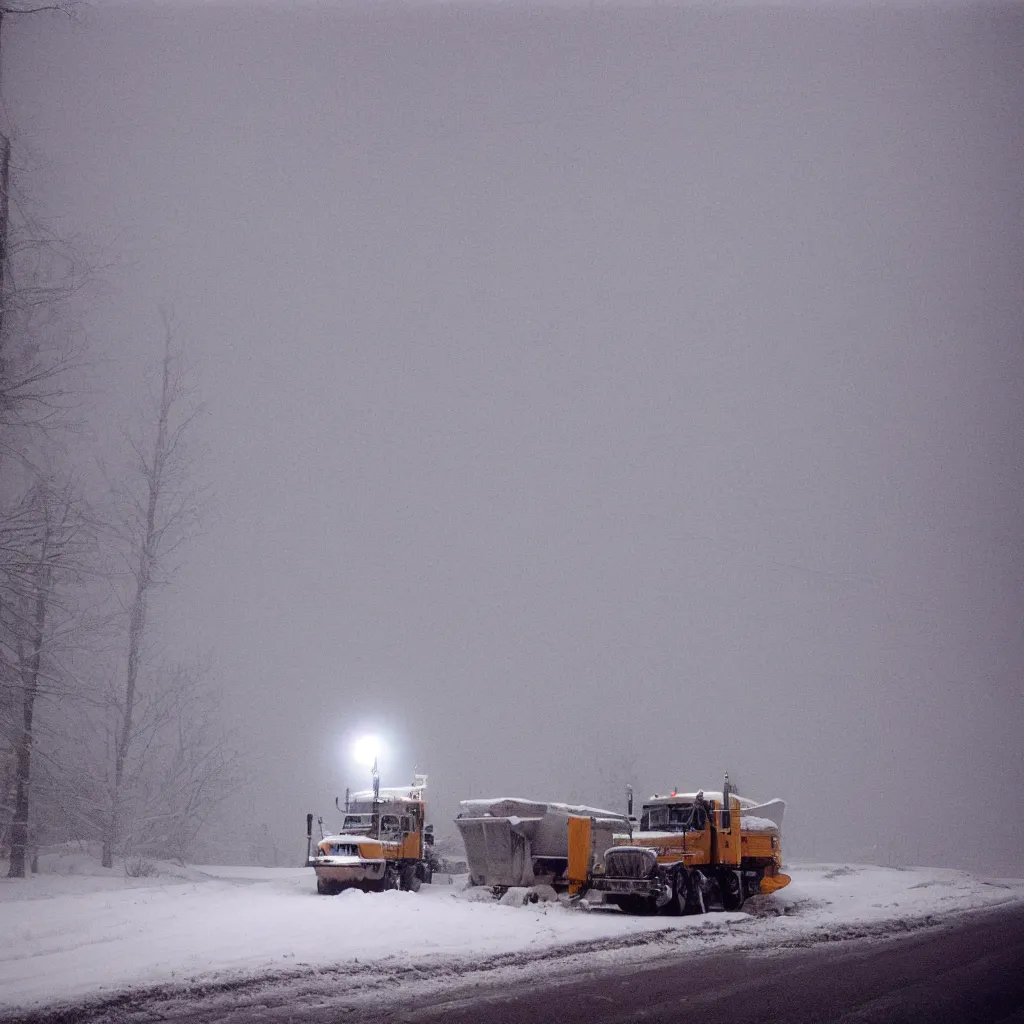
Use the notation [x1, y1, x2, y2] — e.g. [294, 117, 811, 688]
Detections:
[7, 565, 50, 878]
[103, 574, 149, 868]
[0, 131, 10, 335]
[103, 333, 171, 869]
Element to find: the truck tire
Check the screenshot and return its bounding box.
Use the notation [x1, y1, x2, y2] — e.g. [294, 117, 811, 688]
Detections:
[369, 865, 400, 892]
[316, 877, 336, 896]
[684, 873, 707, 915]
[401, 865, 422, 892]
[660, 871, 686, 916]
[721, 869, 745, 912]
[612, 895, 657, 915]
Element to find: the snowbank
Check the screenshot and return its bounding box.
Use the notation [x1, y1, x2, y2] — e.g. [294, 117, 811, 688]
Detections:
[0, 859, 1021, 1014]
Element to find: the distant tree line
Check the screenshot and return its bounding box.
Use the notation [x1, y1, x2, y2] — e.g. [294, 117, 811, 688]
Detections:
[0, 4, 241, 877]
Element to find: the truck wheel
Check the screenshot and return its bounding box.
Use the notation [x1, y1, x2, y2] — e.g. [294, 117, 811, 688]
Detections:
[721, 870, 745, 912]
[660, 872, 686, 916]
[401, 865, 422, 892]
[369, 866, 399, 892]
[415, 862, 433, 885]
[613, 895, 656, 915]
[316, 877, 335, 895]
[684, 874, 707, 915]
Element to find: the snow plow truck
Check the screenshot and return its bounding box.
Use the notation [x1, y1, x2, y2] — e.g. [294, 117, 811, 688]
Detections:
[306, 772, 435, 894]
[457, 774, 789, 914]
[586, 775, 790, 914]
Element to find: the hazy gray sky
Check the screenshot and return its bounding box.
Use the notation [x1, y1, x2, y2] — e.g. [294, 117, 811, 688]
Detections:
[6, 1, 1023, 870]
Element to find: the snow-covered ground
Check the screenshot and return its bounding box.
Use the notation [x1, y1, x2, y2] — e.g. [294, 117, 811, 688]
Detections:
[1, 851, 1022, 1018]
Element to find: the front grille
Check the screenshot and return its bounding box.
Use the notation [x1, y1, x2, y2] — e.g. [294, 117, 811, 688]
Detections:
[604, 846, 658, 879]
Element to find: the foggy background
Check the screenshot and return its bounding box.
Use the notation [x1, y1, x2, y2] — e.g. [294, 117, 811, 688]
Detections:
[6, 1, 1022, 872]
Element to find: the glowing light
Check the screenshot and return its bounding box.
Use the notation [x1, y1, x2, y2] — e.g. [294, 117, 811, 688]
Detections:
[352, 735, 383, 768]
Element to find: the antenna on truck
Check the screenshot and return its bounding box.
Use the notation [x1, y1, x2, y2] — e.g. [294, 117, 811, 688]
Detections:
[372, 757, 380, 839]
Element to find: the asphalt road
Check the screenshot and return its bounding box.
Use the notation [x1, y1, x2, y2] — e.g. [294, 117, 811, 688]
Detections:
[364, 902, 1024, 1024]
[7, 904, 1023, 1024]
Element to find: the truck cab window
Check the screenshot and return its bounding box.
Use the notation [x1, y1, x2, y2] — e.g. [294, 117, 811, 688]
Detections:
[641, 806, 669, 830]
[667, 805, 694, 831]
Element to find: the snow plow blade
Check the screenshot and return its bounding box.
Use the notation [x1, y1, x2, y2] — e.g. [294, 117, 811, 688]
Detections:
[759, 872, 791, 895]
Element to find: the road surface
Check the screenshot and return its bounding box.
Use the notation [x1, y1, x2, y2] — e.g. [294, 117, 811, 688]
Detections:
[363, 903, 1024, 1024]
[5, 903, 1023, 1023]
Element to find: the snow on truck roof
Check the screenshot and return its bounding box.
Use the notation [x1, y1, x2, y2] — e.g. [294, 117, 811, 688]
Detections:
[643, 793, 787, 828]
[458, 798, 629, 821]
[645, 791, 756, 807]
[349, 786, 425, 804]
[457, 795, 785, 829]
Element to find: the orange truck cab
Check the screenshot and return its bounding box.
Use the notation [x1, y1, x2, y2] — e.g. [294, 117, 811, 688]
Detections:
[308, 774, 435, 895]
[583, 776, 790, 914]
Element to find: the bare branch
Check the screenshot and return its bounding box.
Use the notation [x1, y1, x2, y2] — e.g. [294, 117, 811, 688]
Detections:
[95, 311, 209, 867]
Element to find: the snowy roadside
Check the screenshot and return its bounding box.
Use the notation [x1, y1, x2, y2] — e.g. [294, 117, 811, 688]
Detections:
[1, 855, 1022, 1020]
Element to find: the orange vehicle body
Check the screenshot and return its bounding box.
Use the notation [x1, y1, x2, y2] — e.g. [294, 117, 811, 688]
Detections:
[308, 775, 434, 895]
[581, 780, 790, 914]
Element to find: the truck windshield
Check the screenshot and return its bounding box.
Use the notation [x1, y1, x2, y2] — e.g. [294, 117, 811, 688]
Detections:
[639, 803, 705, 833]
[342, 814, 373, 832]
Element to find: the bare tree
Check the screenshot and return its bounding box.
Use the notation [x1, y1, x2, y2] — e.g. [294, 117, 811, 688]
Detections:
[0, 187, 86, 446]
[0, 476, 90, 875]
[0, 2, 113, 874]
[0, 2, 81, 90]
[0, 1, 87, 448]
[0, 1, 78, 16]
[0, 155, 90, 871]
[102, 312, 202, 868]
[113, 661, 242, 865]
